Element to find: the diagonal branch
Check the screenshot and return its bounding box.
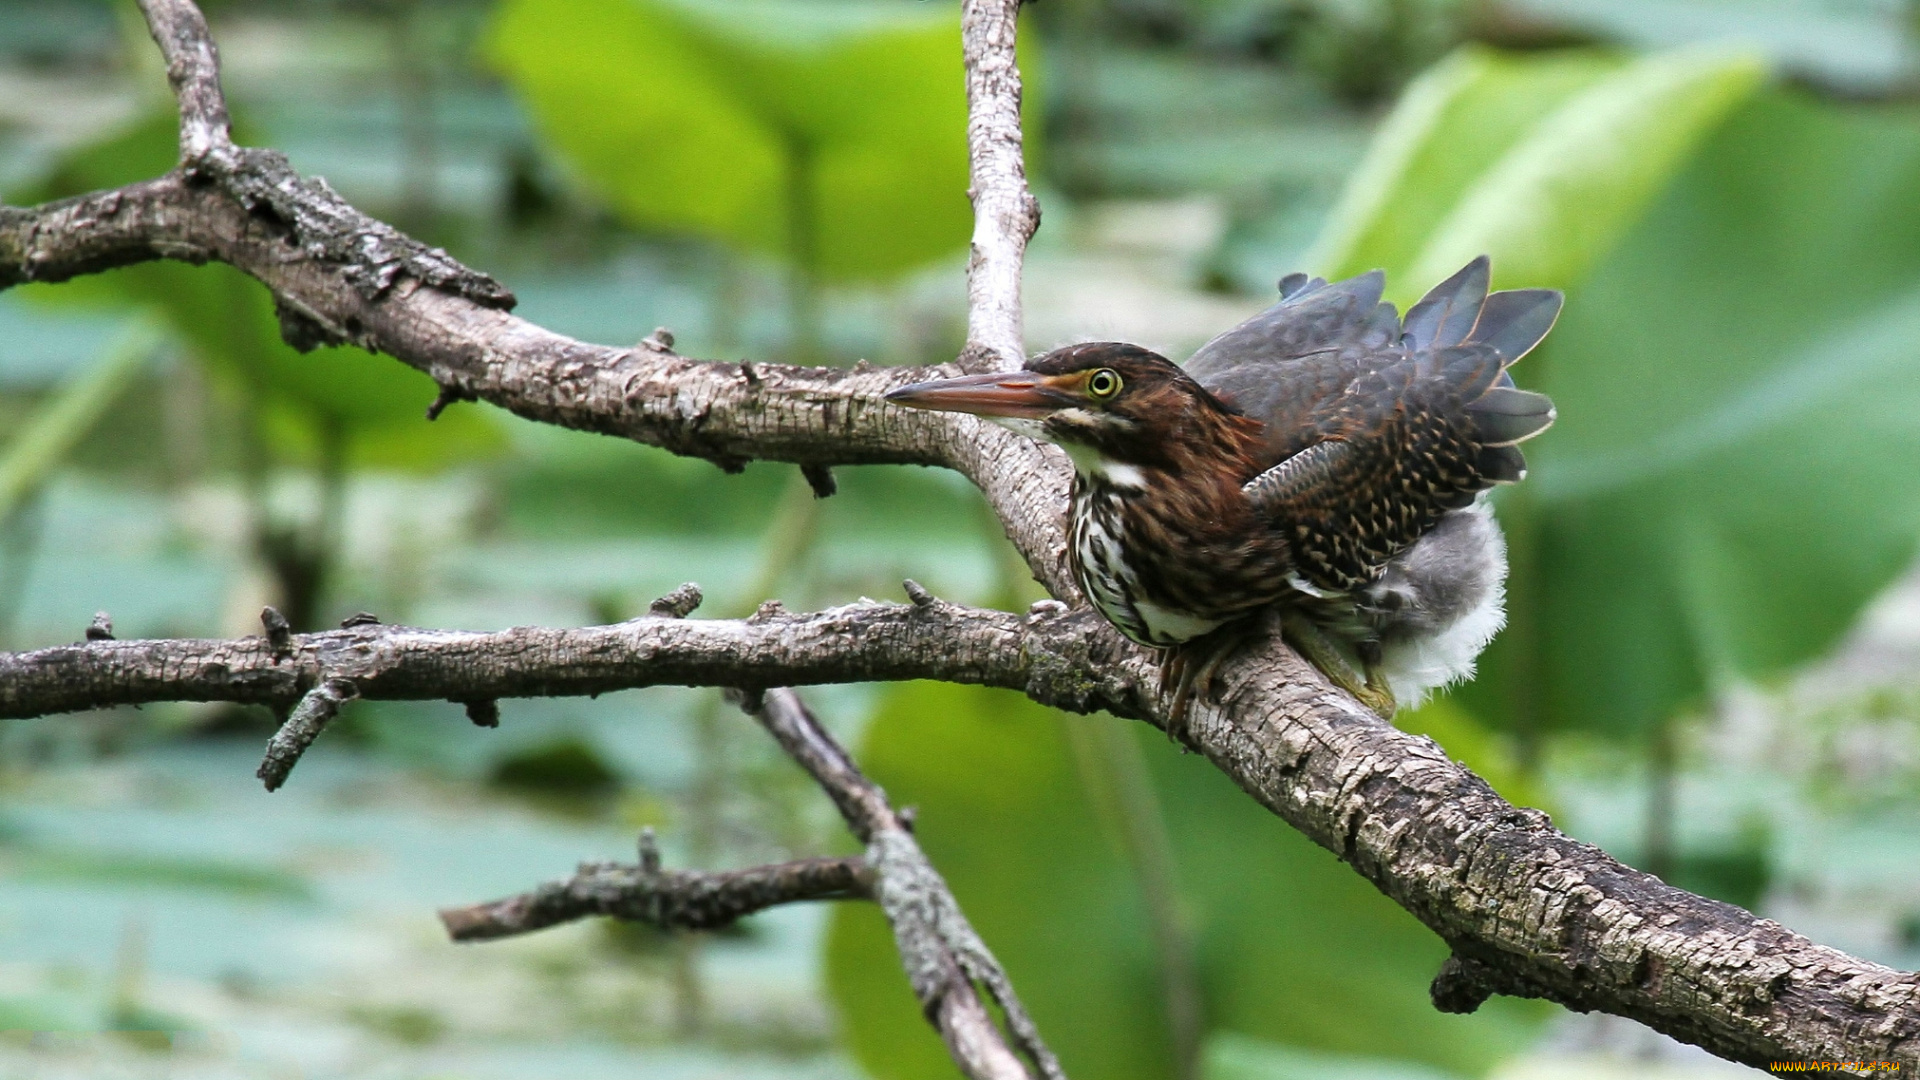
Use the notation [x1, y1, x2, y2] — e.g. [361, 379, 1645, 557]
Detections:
[739, 688, 1065, 1080]
[135, 0, 231, 163]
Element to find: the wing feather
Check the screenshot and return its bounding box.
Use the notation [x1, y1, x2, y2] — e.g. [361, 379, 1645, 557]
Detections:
[1201, 259, 1562, 591]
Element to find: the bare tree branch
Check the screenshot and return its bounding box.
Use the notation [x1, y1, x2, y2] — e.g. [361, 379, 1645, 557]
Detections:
[257, 675, 357, 791]
[440, 852, 871, 941]
[0, 598, 1143, 729]
[960, 0, 1040, 372]
[0, 145, 1080, 590]
[0, 0, 1915, 1072]
[1180, 613, 1920, 1070]
[135, 0, 231, 163]
[740, 688, 1065, 1080]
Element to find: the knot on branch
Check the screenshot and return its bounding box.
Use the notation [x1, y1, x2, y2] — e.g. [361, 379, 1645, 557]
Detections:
[260, 605, 293, 658]
[648, 583, 703, 619]
[339, 611, 381, 628]
[85, 612, 114, 642]
[1025, 599, 1068, 624]
[638, 327, 676, 354]
[426, 384, 476, 421]
[460, 699, 500, 728]
[178, 145, 515, 354]
[801, 463, 837, 499]
[1430, 954, 1506, 1015]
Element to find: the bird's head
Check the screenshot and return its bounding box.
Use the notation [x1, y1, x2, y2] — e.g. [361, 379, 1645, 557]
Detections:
[885, 343, 1251, 476]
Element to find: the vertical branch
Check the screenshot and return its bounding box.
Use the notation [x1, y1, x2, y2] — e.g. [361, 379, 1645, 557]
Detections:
[134, 0, 234, 164]
[961, 0, 1041, 372]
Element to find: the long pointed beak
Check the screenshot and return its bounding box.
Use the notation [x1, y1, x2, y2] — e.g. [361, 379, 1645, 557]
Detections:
[884, 372, 1076, 419]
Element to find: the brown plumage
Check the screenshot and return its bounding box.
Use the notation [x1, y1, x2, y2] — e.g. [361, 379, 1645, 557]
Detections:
[887, 257, 1561, 721]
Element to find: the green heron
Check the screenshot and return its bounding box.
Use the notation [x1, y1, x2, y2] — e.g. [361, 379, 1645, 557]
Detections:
[887, 257, 1559, 724]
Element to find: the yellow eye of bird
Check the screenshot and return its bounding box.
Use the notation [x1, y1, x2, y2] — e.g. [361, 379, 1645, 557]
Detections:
[1086, 368, 1123, 399]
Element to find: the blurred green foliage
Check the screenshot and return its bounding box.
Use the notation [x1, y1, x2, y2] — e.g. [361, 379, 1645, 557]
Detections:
[827, 683, 1547, 1080]
[1203, 1031, 1461, 1080]
[0, 322, 159, 523]
[486, 0, 1029, 283]
[1311, 45, 1765, 299]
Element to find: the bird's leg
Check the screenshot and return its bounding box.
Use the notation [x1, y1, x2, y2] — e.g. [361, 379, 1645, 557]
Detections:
[1159, 648, 1193, 741]
[1355, 640, 1399, 720]
[1158, 626, 1249, 745]
[1280, 612, 1396, 719]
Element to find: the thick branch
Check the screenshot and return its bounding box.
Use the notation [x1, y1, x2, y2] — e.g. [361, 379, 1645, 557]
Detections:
[1181, 614, 1920, 1071]
[0, 163, 1079, 590]
[440, 854, 870, 940]
[741, 689, 1065, 1080]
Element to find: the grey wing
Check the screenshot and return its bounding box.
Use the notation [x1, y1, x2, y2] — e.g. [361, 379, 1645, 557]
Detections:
[1189, 257, 1562, 475]
[1184, 269, 1402, 426]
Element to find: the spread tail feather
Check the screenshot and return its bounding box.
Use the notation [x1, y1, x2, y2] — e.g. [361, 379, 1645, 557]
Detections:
[1467, 386, 1556, 446]
[1409, 258, 1562, 479]
[1402, 255, 1489, 350]
[1469, 288, 1563, 364]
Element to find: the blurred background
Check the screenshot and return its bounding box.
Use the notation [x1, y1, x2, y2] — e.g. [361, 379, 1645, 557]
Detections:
[3, 0, 1920, 1077]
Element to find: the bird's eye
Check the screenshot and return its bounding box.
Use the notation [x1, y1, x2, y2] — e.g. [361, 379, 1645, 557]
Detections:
[1086, 368, 1123, 399]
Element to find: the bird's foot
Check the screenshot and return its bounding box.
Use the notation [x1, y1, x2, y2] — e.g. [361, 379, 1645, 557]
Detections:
[1280, 613, 1396, 720]
[1356, 666, 1398, 720]
[1158, 629, 1246, 746]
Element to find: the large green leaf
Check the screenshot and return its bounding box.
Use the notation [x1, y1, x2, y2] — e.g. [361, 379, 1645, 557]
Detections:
[10, 111, 502, 471]
[1455, 90, 1920, 740]
[486, 0, 1022, 281]
[1310, 45, 1764, 301]
[825, 683, 1545, 1080]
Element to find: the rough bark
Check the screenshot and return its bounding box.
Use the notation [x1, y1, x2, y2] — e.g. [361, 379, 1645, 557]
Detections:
[959, 0, 1041, 372]
[0, 600, 1141, 728]
[0, 0, 1915, 1072]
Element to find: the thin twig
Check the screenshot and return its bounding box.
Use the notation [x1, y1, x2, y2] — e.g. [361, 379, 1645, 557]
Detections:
[440, 855, 870, 940]
[256, 677, 357, 791]
[134, 0, 233, 164]
[959, 0, 1041, 372]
